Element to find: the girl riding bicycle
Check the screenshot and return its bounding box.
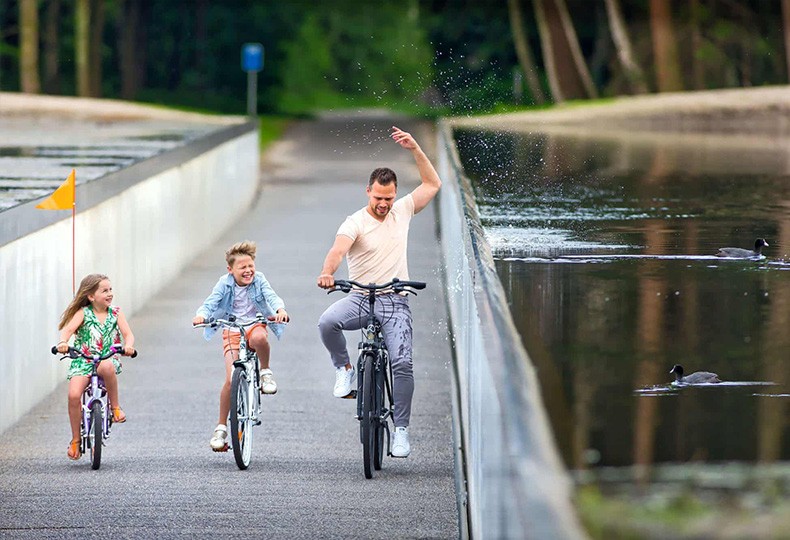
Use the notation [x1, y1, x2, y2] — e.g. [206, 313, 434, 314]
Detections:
[57, 273, 135, 460]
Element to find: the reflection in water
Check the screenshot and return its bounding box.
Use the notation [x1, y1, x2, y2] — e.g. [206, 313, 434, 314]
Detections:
[455, 128, 790, 475]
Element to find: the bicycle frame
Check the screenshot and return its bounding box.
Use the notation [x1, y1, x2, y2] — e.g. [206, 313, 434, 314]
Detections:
[355, 299, 394, 434]
[81, 361, 111, 456]
[329, 278, 425, 478]
[233, 324, 262, 426]
[52, 344, 135, 469]
[194, 314, 282, 469]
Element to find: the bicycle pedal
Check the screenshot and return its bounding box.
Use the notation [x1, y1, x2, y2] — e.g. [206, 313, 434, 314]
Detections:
[254, 419, 262, 426]
[342, 391, 357, 399]
[212, 443, 229, 453]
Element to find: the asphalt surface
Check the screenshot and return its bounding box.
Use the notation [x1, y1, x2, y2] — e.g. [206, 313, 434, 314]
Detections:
[0, 114, 460, 539]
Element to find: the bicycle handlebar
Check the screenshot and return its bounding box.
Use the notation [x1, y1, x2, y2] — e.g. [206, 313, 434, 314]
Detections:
[51, 345, 137, 359]
[193, 313, 288, 329]
[330, 278, 426, 295]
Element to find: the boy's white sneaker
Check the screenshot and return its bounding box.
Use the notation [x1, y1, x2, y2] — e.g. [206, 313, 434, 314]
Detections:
[260, 368, 277, 394]
[391, 426, 410, 458]
[333, 366, 356, 398]
[209, 424, 228, 452]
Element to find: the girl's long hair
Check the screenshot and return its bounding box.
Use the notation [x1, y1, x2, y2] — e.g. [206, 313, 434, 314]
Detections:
[58, 274, 109, 329]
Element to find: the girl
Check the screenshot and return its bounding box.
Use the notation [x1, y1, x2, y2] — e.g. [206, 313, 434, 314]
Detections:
[57, 274, 135, 460]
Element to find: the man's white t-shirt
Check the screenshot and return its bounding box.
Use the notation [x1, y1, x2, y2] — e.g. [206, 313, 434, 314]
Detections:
[336, 194, 415, 285]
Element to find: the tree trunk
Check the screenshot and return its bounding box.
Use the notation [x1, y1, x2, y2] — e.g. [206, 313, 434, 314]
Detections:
[19, 0, 41, 94]
[605, 0, 648, 94]
[507, 0, 546, 105]
[690, 0, 704, 90]
[118, 0, 141, 99]
[75, 0, 90, 96]
[43, 0, 61, 93]
[89, 0, 104, 97]
[782, 0, 790, 82]
[533, 0, 562, 102]
[194, 0, 208, 92]
[649, 0, 683, 92]
[533, 0, 591, 103]
[554, 0, 598, 98]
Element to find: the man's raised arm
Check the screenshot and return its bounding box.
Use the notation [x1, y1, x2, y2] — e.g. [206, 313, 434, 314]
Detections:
[390, 126, 442, 214]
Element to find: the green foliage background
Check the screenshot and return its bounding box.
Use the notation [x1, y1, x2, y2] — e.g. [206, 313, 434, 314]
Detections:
[0, 0, 788, 117]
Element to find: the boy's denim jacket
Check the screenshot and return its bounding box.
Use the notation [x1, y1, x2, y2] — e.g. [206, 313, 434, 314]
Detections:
[196, 272, 285, 341]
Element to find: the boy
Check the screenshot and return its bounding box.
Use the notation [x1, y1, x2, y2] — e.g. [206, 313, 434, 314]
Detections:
[193, 240, 289, 451]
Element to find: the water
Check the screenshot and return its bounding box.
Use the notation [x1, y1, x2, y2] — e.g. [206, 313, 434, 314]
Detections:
[454, 128, 790, 471]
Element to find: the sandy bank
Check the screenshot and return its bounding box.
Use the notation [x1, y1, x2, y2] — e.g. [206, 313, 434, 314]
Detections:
[451, 86, 790, 135]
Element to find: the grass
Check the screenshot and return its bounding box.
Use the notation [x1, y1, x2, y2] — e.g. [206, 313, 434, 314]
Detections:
[258, 115, 291, 151]
[576, 483, 790, 539]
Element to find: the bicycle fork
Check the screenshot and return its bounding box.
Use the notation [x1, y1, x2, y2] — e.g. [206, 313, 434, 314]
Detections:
[81, 375, 110, 452]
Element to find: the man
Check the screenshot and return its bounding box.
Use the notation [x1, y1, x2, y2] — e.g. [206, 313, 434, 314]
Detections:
[316, 125, 441, 458]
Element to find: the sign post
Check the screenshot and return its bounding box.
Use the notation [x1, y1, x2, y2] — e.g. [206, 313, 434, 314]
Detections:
[241, 43, 264, 117]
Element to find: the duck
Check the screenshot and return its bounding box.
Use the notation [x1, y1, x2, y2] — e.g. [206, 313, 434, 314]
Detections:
[716, 238, 768, 258]
[670, 364, 721, 385]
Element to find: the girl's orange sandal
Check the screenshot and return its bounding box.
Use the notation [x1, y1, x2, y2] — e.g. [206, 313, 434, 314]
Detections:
[112, 407, 126, 423]
[67, 439, 81, 460]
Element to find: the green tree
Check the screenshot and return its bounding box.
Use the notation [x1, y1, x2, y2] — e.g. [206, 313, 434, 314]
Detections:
[276, 1, 433, 114]
[277, 13, 335, 114]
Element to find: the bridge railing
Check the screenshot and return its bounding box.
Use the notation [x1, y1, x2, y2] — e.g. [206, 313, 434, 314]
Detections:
[436, 120, 586, 539]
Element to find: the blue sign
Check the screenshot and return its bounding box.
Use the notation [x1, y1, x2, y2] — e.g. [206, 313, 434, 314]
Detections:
[242, 43, 264, 73]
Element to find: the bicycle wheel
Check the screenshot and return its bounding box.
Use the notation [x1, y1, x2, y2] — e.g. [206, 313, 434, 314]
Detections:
[361, 353, 375, 479]
[89, 401, 102, 470]
[230, 366, 253, 469]
[373, 364, 385, 471]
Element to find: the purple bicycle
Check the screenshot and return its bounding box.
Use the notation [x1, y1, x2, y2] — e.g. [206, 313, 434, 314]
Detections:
[51, 345, 137, 470]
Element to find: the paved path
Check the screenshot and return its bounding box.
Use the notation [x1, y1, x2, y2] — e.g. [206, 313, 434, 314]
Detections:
[0, 115, 459, 539]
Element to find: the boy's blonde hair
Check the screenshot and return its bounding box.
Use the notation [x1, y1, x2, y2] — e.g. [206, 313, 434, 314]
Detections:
[226, 241, 257, 267]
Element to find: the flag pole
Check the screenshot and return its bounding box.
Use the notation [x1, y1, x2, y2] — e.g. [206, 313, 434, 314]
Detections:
[72, 202, 76, 295]
[72, 169, 76, 295]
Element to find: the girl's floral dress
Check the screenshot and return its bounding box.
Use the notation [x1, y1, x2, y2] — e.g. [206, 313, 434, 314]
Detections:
[67, 305, 123, 379]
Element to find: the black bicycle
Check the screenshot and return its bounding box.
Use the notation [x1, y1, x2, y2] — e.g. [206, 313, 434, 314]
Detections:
[329, 277, 425, 479]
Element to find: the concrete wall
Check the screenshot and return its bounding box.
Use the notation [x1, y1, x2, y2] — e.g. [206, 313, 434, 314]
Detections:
[437, 121, 586, 539]
[0, 123, 258, 434]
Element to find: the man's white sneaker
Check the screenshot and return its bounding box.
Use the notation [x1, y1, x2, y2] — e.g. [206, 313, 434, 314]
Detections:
[209, 424, 228, 452]
[260, 368, 277, 394]
[333, 366, 356, 398]
[391, 426, 410, 458]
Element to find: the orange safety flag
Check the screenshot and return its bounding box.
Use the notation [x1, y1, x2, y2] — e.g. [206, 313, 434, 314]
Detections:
[36, 169, 75, 210]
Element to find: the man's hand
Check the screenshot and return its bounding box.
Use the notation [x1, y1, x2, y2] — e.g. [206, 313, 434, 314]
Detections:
[317, 273, 335, 289]
[391, 126, 418, 151]
[192, 316, 205, 326]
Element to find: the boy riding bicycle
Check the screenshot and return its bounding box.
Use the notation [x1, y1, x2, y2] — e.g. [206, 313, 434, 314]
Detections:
[193, 241, 289, 451]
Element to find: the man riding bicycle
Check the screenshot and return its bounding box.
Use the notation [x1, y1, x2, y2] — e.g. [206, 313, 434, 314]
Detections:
[316, 125, 441, 458]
